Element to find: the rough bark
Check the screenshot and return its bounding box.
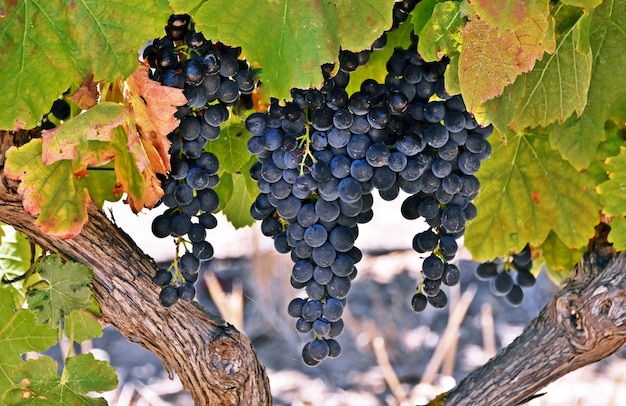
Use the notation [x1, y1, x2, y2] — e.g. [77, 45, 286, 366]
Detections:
[441, 225, 626, 405]
[0, 131, 272, 405]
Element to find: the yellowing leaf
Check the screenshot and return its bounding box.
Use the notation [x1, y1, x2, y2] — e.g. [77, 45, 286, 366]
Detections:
[540, 230, 583, 272]
[465, 132, 600, 261]
[472, 0, 536, 31]
[561, 0, 603, 8]
[112, 127, 163, 212]
[126, 63, 187, 171]
[483, 9, 592, 130]
[4, 354, 117, 405]
[597, 146, 626, 216]
[4, 139, 91, 238]
[606, 216, 626, 251]
[459, 0, 555, 112]
[41, 102, 128, 164]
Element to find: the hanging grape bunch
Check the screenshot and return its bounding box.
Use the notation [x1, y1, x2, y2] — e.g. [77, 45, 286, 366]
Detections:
[475, 243, 536, 306]
[145, 14, 257, 307]
[244, 0, 492, 364]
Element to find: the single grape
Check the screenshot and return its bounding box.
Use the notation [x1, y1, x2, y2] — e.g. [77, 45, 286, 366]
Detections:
[159, 285, 179, 307]
[427, 290, 448, 308]
[308, 339, 330, 361]
[411, 292, 428, 312]
[422, 254, 445, 280]
[178, 282, 196, 301]
[476, 262, 498, 280]
[327, 339, 342, 358]
[153, 269, 172, 286]
[505, 284, 524, 306]
[490, 272, 514, 296]
[287, 298, 306, 318]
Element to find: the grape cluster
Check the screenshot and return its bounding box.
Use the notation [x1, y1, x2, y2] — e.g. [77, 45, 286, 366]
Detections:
[245, 0, 429, 366]
[146, 14, 256, 306]
[475, 244, 535, 306]
[245, 5, 492, 364]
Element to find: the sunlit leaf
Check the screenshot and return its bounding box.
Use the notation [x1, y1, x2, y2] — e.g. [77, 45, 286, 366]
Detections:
[0, 0, 169, 130]
[4, 354, 117, 405]
[549, 0, 626, 169]
[170, 0, 394, 100]
[540, 230, 583, 273]
[125, 64, 187, 172]
[472, 0, 536, 31]
[40, 102, 127, 165]
[465, 132, 600, 261]
[459, 0, 555, 112]
[417, 1, 465, 62]
[484, 8, 592, 130]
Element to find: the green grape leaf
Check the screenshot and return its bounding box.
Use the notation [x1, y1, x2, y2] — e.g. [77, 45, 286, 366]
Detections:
[417, 1, 466, 62]
[175, 0, 394, 100]
[472, 0, 537, 31]
[544, 263, 573, 286]
[443, 53, 461, 96]
[0, 292, 58, 398]
[206, 121, 252, 174]
[84, 163, 119, 207]
[540, 230, 583, 273]
[65, 309, 103, 344]
[596, 146, 626, 216]
[3, 354, 117, 405]
[0, 225, 33, 282]
[413, 0, 445, 34]
[484, 9, 592, 130]
[560, 0, 603, 8]
[216, 158, 258, 228]
[606, 216, 626, 251]
[4, 139, 91, 238]
[0, 0, 169, 130]
[213, 172, 234, 215]
[459, 0, 555, 112]
[465, 132, 600, 261]
[25, 255, 93, 327]
[549, 0, 626, 169]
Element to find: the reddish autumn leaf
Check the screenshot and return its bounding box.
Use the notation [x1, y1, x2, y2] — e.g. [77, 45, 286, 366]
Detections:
[125, 64, 187, 171]
[472, 0, 535, 31]
[459, 0, 555, 112]
[123, 124, 164, 211]
[4, 140, 91, 239]
[68, 75, 99, 110]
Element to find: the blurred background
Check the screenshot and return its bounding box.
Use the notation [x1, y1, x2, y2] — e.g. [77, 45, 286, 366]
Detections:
[84, 194, 626, 406]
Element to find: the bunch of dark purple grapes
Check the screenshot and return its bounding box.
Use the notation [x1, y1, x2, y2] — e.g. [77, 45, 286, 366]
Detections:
[146, 14, 256, 307]
[244, 4, 492, 365]
[475, 244, 536, 306]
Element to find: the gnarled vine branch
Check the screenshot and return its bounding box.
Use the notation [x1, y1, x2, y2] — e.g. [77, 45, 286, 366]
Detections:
[0, 131, 272, 405]
[441, 225, 626, 405]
